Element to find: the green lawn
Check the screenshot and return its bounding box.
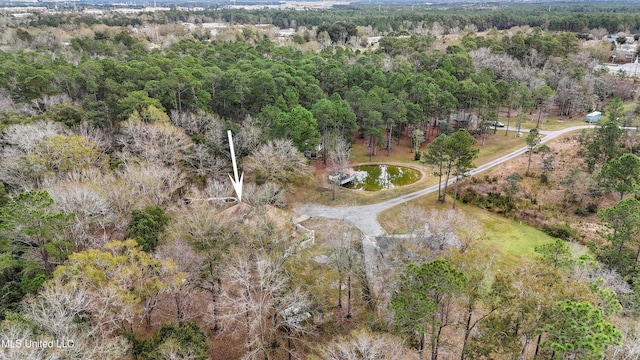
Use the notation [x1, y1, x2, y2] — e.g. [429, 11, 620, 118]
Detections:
[537, 116, 589, 131]
[505, 114, 589, 131]
[378, 193, 555, 268]
[623, 102, 636, 113]
[475, 131, 526, 165]
[463, 203, 555, 268]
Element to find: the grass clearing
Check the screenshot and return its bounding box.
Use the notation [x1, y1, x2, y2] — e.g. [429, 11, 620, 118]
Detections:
[475, 131, 526, 165]
[465, 203, 555, 268]
[378, 194, 555, 268]
[350, 137, 422, 164]
[623, 102, 636, 113]
[514, 100, 637, 131]
[510, 115, 588, 131]
[538, 116, 588, 131]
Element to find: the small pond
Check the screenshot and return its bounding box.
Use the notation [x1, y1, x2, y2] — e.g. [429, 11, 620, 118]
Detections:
[343, 165, 420, 191]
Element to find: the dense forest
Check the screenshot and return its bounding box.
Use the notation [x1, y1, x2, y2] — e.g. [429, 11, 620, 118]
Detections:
[1, 2, 640, 359]
[21, 2, 640, 34]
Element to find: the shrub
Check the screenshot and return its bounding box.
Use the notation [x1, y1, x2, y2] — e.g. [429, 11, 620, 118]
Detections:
[132, 322, 210, 360]
[483, 175, 498, 184]
[575, 203, 598, 217]
[542, 223, 578, 241]
[540, 173, 549, 185]
[574, 207, 589, 216]
[460, 187, 479, 204]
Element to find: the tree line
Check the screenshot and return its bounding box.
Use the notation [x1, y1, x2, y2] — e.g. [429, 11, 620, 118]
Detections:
[22, 3, 640, 35]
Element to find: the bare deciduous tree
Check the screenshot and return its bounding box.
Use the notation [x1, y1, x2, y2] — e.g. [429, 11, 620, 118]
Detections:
[327, 135, 352, 200]
[30, 94, 72, 114]
[183, 143, 226, 178]
[170, 110, 221, 136]
[114, 160, 187, 208]
[72, 122, 114, 153]
[156, 238, 207, 325]
[424, 209, 478, 253]
[220, 250, 314, 360]
[590, 27, 609, 40]
[169, 202, 230, 332]
[115, 118, 195, 168]
[329, 231, 363, 319]
[243, 182, 287, 208]
[318, 328, 418, 360]
[328, 135, 351, 173]
[554, 76, 590, 117]
[524, 48, 546, 69]
[244, 139, 312, 185]
[48, 180, 116, 249]
[0, 121, 66, 189]
[235, 115, 263, 158]
[2, 121, 65, 153]
[0, 318, 48, 360]
[470, 47, 525, 83]
[568, 251, 632, 297]
[2, 277, 131, 360]
[0, 88, 37, 116]
[400, 204, 428, 238]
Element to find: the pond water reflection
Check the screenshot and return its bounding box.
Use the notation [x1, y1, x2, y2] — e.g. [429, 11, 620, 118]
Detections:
[342, 165, 420, 191]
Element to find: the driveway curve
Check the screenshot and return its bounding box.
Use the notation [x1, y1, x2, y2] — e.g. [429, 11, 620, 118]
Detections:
[293, 125, 602, 236]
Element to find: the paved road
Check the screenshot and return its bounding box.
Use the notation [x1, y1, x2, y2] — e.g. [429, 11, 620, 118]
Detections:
[294, 125, 598, 236]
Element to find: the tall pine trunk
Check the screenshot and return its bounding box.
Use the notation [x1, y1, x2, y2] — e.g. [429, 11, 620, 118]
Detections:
[387, 124, 392, 156]
[337, 268, 343, 309]
[536, 107, 543, 128]
[418, 331, 425, 360]
[430, 313, 438, 360]
[453, 171, 460, 209]
[441, 160, 453, 203]
[322, 123, 328, 165]
[505, 105, 511, 136]
[436, 162, 444, 202]
[346, 273, 352, 318]
[518, 335, 531, 360]
[534, 333, 543, 359]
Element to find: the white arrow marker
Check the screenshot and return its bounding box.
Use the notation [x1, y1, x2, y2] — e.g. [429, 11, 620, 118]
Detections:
[227, 130, 243, 202]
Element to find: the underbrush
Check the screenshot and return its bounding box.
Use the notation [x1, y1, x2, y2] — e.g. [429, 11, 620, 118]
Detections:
[541, 223, 579, 241]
